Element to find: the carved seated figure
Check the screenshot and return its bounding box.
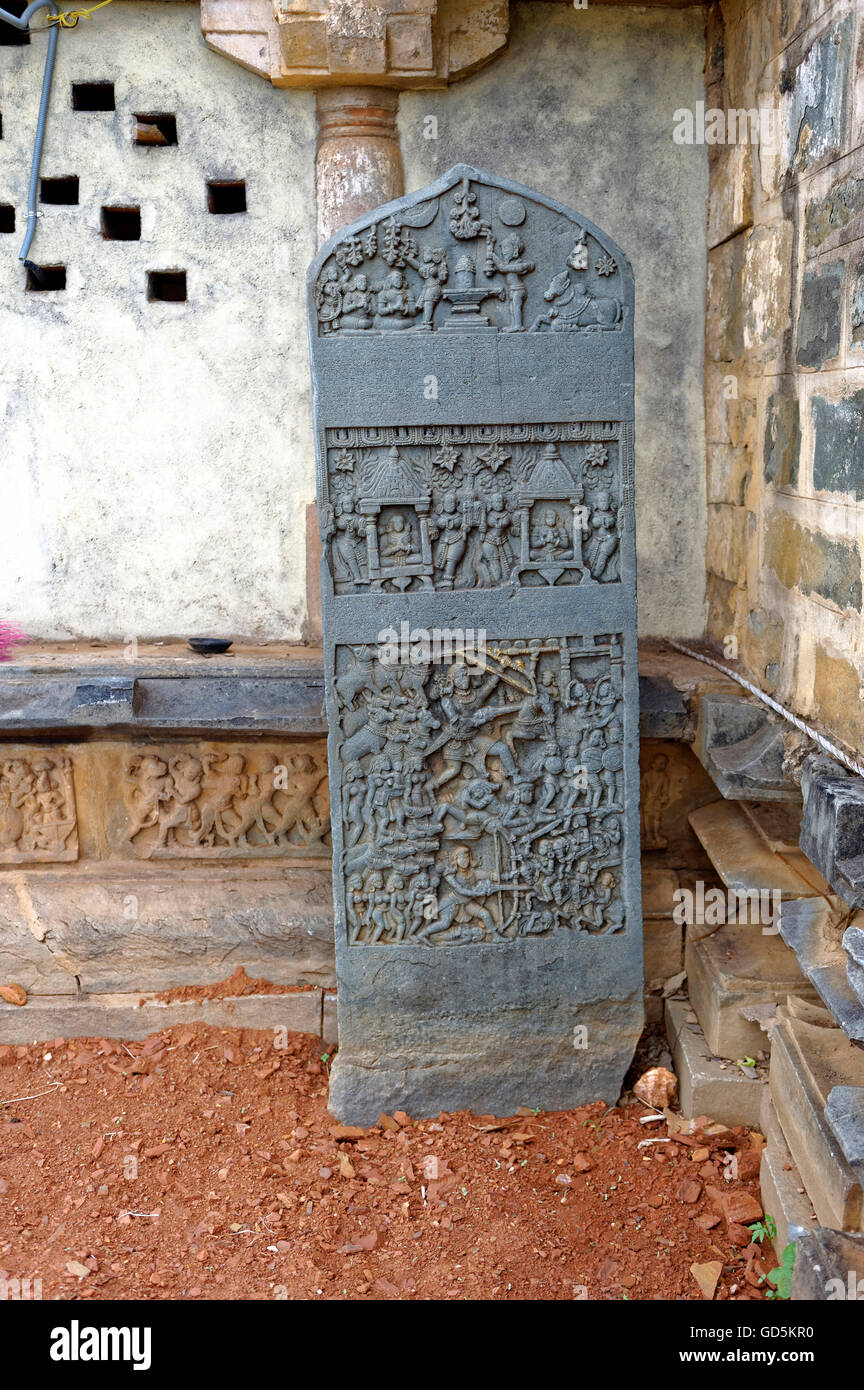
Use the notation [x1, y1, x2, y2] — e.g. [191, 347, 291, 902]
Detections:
[373, 269, 419, 329]
[379, 512, 421, 568]
[531, 507, 571, 561]
[339, 273, 374, 330]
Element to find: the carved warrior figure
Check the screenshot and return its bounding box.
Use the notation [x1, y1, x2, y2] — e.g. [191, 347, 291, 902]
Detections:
[0, 753, 77, 861]
[124, 747, 330, 858]
[313, 177, 621, 337]
[334, 635, 626, 946]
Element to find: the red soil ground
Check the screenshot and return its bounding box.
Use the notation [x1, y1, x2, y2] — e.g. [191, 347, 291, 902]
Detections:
[0, 1023, 775, 1301]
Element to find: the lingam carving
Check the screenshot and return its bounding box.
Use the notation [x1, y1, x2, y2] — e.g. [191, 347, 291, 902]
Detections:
[337, 635, 626, 945]
[0, 752, 78, 863]
[123, 746, 330, 859]
[322, 425, 623, 593]
[314, 175, 622, 336]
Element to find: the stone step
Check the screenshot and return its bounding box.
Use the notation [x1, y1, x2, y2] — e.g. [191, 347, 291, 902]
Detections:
[758, 1094, 819, 1255]
[769, 1009, 864, 1231]
[0, 988, 324, 1046]
[686, 923, 818, 1059]
[740, 800, 804, 854]
[689, 800, 831, 898]
[664, 996, 765, 1128]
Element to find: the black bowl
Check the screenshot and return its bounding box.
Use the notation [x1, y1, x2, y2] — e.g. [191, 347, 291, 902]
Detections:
[187, 637, 233, 656]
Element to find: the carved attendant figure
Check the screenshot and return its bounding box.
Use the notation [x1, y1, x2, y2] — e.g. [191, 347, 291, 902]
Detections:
[488, 232, 535, 331]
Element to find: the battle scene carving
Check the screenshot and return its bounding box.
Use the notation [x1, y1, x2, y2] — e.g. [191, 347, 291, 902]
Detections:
[123, 745, 330, 859]
[336, 635, 626, 945]
[0, 752, 78, 863]
[323, 423, 623, 593]
[314, 175, 623, 337]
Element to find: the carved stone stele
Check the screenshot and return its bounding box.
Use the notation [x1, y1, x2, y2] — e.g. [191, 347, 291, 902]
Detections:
[309, 166, 642, 1122]
[201, 0, 508, 89]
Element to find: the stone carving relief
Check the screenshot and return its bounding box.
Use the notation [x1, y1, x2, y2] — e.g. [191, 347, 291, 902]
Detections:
[314, 175, 623, 337]
[336, 634, 626, 945]
[123, 745, 330, 859]
[322, 423, 623, 594]
[0, 752, 78, 863]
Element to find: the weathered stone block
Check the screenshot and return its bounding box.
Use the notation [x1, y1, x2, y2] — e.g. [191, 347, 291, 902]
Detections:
[791, 1227, 864, 1300]
[0, 987, 323, 1046]
[762, 15, 852, 194]
[800, 754, 864, 909]
[686, 923, 817, 1059]
[796, 261, 843, 368]
[707, 139, 753, 250]
[825, 1085, 864, 1189]
[695, 695, 804, 802]
[0, 869, 336, 994]
[759, 1096, 818, 1253]
[763, 389, 800, 488]
[706, 502, 747, 583]
[777, 896, 864, 1047]
[764, 510, 862, 612]
[309, 167, 643, 1121]
[769, 1010, 864, 1231]
[690, 799, 830, 898]
[665, 997, 765, 1128]
[708, 443, 751, 506]
[812, 391, 864, 499]
[811, 644, 864, 758]
[644, 917, 683, 987]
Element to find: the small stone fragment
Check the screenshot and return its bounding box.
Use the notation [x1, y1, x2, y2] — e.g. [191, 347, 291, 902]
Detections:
[633, 1066, 678, 1108]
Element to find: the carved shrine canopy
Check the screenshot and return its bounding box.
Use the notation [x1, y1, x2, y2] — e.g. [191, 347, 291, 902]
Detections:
[308, 167, 642, 1123]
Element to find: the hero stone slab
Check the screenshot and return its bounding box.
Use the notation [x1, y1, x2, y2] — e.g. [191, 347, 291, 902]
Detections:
[308, 166, 643, 1122]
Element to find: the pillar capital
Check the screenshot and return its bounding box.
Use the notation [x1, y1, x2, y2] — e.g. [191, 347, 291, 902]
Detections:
[201, 0, 509, 89]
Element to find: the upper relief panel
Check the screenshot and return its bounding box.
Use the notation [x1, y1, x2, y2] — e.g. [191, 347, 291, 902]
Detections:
[312, 168, 630, 340]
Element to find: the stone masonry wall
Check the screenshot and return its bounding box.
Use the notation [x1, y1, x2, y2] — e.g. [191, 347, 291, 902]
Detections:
[705, 0, 864, 754]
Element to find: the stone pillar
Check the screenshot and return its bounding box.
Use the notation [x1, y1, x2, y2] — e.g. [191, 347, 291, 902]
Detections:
[315, 87, 403, 245]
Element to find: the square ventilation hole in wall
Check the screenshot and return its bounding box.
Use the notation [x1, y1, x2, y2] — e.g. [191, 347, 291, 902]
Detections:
[207, 180, 247, 215]
[72, 82, 115, 112]
[147, 270, 186, 303]
[0, 2, 29, 45]
[134, 114, 177, 147]
[101, 205, 141, 241]
[26, 265, 66, 292]
[40, 176, 79, 205]
[0, 205, 15, 234]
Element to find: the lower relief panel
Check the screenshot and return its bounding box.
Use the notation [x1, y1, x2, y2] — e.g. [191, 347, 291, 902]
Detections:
[335, 631, 630, 947]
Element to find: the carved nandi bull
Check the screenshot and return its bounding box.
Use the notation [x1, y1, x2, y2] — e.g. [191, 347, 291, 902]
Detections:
[530, 269, 622, 331]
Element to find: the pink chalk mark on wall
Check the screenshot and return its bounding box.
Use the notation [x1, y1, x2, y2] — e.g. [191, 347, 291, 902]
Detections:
[0, 622, 28, 662]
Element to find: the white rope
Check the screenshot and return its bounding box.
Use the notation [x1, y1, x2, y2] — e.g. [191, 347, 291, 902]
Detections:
[666, 640, 864, 781]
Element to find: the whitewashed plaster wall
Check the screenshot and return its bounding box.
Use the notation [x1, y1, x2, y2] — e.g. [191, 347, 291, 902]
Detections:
[0, 1, 316, 641]
[401, 2, 709, 639]
[0, 0, 706, 641]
